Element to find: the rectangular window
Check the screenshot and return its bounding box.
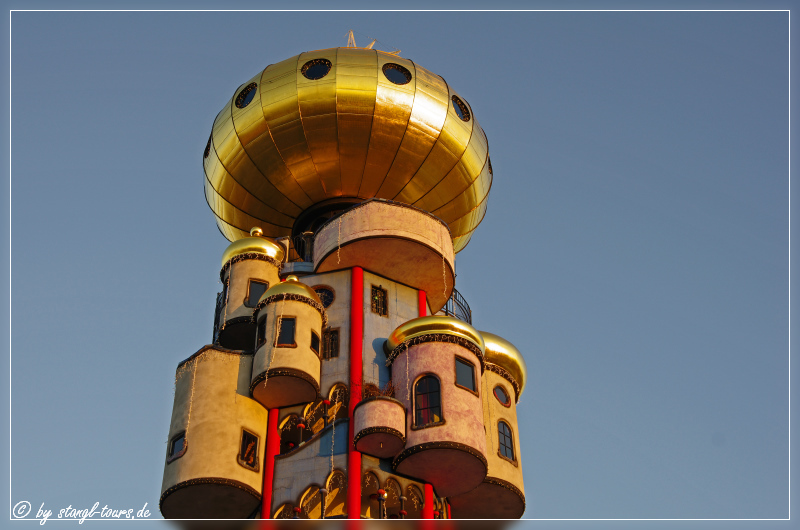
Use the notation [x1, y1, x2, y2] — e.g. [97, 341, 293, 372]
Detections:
[276, 317, 296, 347]
[245, 279, 269, 308]
[238, 430, 259, 471]
[455, 357, 476, 393]
[310, 331, 320, 355]
[371, 285, 388, 316]
[256, 318, 267, 349]
[167, 431, 186, 461]
[323, 329, 339, 360]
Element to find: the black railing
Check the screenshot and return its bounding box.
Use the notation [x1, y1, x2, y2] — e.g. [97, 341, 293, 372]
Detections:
[442, 288, 472, 325]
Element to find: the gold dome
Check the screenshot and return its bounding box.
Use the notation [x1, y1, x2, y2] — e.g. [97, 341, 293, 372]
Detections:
[204, 47, 492, 253]
[257, 275, 322, 306]
[385, 316, 485, 354]
[220, 227, 285, 267]
[480, 331, 527, 399]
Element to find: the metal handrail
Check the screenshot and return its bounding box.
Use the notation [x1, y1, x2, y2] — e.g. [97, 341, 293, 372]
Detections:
[442, 288, 472, 325]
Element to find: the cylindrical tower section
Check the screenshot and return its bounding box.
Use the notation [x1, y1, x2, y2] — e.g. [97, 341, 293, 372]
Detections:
[385, 316, 487, 497]
[160, 346, 268, 519]
[250, 275, 326, 408]
[217, 227, 285, 350]
[353, 396, 406, 458]
[448, 331, 527, 518]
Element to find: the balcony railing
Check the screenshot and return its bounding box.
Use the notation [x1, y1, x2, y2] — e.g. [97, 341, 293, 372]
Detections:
[441, 288, 472, 325]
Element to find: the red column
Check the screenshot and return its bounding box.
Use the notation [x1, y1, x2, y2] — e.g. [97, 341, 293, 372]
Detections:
[446, 502, 451, 519]
[418, 290, 427, 317]
[422, 483, 434, 519]
[261, 408, 280, 519]
[347, 267, 364, 519]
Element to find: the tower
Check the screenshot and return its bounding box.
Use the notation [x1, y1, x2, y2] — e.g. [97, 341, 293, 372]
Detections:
[160, 42, 528, 520]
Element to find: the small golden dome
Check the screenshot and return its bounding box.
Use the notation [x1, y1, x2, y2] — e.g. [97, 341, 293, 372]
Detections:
[385, 316, 485, 354]
[257, 275, 322, 306]
[480, 331, 527, 398]
[220, 229, 285, 268]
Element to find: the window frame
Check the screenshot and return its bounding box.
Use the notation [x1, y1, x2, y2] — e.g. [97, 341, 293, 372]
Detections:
[238, 429, 260, 471]
[275, 316, 297, 348]
[166, 431, 187, 463]
[370, 285, 388, 317]
[493, 384, 511, 407]
[322, 328, 340, 360]
[255, 316, 267, 350]
[454, 355, 478, 396]
[497, 420, 517, 464]
[310, 330, 320, 356]
[412, 373, 444, 430]
[244, 279, 269, 308]
[312, 285, 335, 308]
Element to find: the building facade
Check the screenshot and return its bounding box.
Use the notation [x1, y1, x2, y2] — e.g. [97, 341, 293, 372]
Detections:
[160, 43, 528, 520]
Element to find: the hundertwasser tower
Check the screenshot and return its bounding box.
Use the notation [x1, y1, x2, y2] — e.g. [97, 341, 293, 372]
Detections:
[160, 39, 528, 520]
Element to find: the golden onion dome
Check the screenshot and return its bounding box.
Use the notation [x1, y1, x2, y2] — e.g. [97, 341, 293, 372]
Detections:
[204, 47, 492, 253]
[480, 331, 527, 400]
[385, 315, 485, 355]
[257, 275, 322, 306]
[220, 227, 285, 268]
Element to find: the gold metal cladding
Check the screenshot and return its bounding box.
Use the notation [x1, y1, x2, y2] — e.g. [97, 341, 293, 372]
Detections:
[358, 52, 416, 198]
[336, 47, 378, 197]
[375, 61, 449, 200]
[393, 83, 474, 205]
[385, 316, 485, 355]
[204, 47, 493, 251]
[257, 275, 323, 306]
[220, 235, 285, 268]
[480, 331, 527, 397]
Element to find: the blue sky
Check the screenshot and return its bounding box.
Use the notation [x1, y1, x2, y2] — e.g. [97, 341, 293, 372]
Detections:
[3, 6, 792, 528]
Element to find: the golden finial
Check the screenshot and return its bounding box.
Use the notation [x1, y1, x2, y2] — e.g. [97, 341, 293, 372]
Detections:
[250, 227, 263, 237]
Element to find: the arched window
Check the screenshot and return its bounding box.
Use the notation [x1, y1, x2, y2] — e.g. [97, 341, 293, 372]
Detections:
[498, 421, 515, 461]
[414, 376, 442, 427]
[325, 471, 347, 518]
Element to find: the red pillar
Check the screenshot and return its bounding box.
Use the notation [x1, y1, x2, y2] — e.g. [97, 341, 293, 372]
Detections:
[347, 267, 364, 519]
[418, 290, 427, 317]
[261, 408, 280, 519]
[446, 502, 451, 519]
[422, 483, 435, 519]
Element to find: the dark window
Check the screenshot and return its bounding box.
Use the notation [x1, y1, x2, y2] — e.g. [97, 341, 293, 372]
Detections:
[203, 135, 211, 159]
[245, 280, 269, 308]
[314, 286, 335, 308]
[168, 432, 185, 459]
[301, 58, 332, 80]
[498, 421, 515, 461]
[239, 430, 259, 470]
[371, 285, 388, 316]
[455, 358, 476, 392]
[382, 63, 412, 85]
[256, 318, 267, 349]
[414, 376, 442, 427]
[235, 83, 258, 109]
[310, 331, 320, 355]
[451, 95, 471, 122]
[322, 329, 339, 359]
[494, 385, 510, 406]
[276, 318, 296, 347]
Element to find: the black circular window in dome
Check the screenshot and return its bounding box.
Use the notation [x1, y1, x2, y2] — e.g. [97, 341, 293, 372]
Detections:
[313, 286, 335, 308]
[301, 58, 332, 80]
[451, 95, 471, 122]
[493, 385, 510, 406]
[203, 135, 211, 159]
[382, 63, 412, 85]
[235, 83, 257, 109]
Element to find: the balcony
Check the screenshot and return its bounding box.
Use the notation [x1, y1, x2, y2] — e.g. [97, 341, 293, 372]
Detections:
[441, 288, 472, 325]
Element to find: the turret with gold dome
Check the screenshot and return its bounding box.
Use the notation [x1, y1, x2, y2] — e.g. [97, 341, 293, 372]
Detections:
[161, 34, 529, 521]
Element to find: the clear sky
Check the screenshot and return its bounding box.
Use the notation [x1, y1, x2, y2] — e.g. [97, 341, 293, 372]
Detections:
[3, 5, 792, 529]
